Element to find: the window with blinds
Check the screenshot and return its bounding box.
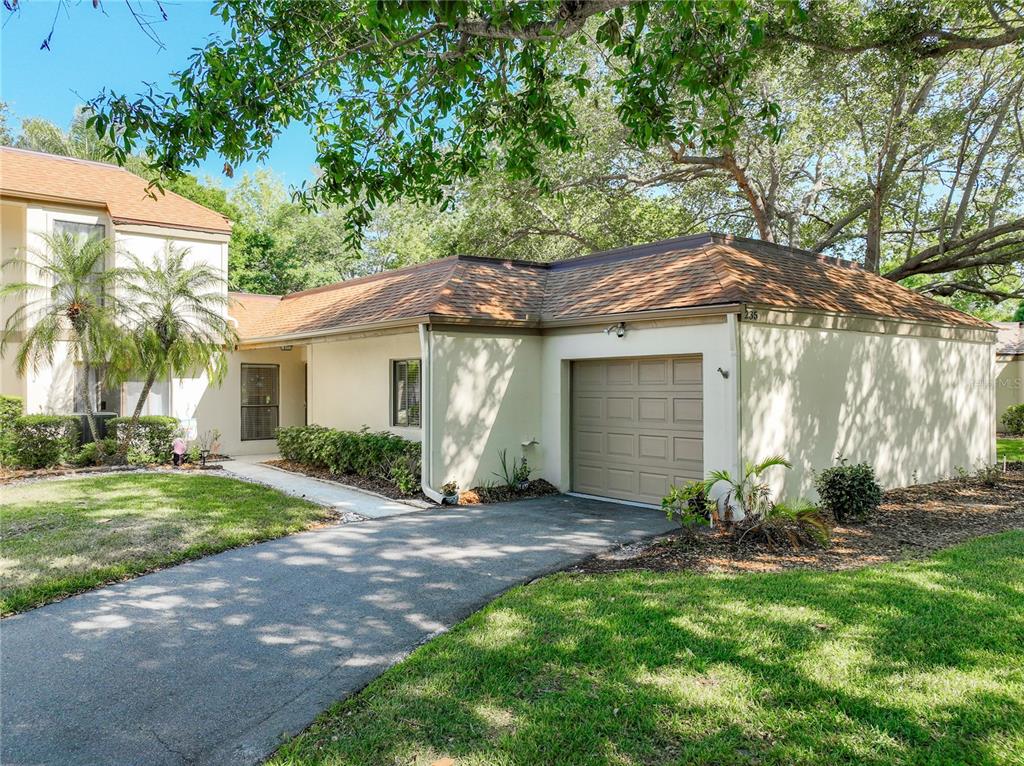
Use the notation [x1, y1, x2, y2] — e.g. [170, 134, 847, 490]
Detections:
[54, 220, 106, 304]
[391, 359, 422, 428]
[241, 364, 280, 441]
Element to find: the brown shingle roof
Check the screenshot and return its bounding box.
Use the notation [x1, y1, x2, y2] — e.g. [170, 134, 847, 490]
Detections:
[230, 234, 990, 341]
[0, 147, 232, 234]
[229, 292, 284, 339]
[995, 322, 1024, 355]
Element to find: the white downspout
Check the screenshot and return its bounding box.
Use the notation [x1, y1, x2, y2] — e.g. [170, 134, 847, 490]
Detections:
[418, 323, 444, 504]
[728, 312, 742, 477]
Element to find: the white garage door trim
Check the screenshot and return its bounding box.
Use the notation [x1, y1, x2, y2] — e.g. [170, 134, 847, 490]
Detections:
[571, 355, 704, 505]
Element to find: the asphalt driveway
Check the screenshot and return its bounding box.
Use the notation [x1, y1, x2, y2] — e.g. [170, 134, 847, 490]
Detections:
[1, 495, 674, 766]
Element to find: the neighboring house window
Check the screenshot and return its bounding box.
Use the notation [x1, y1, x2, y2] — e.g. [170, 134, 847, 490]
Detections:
[54, 219, 106, 303]
[124, 378, 171, 416]
[53, 219, 106, 244]
[391, 359, 421, 428]
[241, 364, 279, 441]
[74, 367, 121, 414]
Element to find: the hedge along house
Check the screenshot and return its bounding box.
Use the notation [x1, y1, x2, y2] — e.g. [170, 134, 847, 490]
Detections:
[0, 147, 239, 444]
[230, 233, 996, 505]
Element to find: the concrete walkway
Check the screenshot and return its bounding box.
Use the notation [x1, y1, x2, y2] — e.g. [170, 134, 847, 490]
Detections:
[219, 454, 429, 519]
[1, 495, 676, 766]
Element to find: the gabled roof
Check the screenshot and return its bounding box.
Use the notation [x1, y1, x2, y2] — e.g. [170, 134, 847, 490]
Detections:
[995, 322, 1024, 355]
[0, 147, 232, 234]
[229, 233, 990, 342]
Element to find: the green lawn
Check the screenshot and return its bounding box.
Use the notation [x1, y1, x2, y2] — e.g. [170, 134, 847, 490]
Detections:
[0, 472, 331, 614]
[270, 533, 1024, 766]
[997, 438, 1024, 462]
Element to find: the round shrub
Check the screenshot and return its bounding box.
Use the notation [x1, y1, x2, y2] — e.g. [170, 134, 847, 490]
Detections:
[108, 416, 180, 462]
[10, 414, 80, 469]
[1001, 404, 1024, 436]
[814, 458, 883, 522]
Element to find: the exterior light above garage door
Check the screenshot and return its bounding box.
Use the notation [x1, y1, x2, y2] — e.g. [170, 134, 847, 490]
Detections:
[604, 322, 626, 338]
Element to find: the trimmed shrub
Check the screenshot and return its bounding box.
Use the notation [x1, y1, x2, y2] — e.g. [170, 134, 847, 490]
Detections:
[108, 416, 180, 462]
[814, 458, 883, 522]
[9, 414, 80, 468]
[1001, 404, 1024, 437]
[276, 424, 421, 494]
[0, 394, 23, 467]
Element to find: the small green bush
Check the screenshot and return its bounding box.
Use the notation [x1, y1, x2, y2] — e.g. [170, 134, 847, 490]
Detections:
[0, 394, 23, 467]
[10, 414, 80, 469]
[814, 457, 883, 522]
[126, 446, 157, 466]
[276, 424, 421, 494]
[662, 480, 712, 529]
[108, 416, 180, 462]
[1001, 404, 1024, 436]
[70, 441, 101, 468]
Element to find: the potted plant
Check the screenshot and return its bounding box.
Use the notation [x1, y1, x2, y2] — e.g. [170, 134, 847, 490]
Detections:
[441, 480, 459, 505]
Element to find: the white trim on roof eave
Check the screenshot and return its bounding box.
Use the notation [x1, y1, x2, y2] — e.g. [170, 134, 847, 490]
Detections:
[236, 315, 430, 347]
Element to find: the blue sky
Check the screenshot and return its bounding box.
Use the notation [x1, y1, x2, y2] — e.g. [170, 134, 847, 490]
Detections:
[1, 0, 316, 190]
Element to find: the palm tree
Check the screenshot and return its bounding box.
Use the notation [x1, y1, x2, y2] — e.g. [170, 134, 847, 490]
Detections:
[0, 232, 123, 451]
[118, 243, 236, 449]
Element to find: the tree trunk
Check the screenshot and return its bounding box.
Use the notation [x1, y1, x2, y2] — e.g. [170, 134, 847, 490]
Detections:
[865, 187, 884, 272]
[77, 361, 104, 455]
[722, 152, 773, 242]
[119, 368, 158, 455]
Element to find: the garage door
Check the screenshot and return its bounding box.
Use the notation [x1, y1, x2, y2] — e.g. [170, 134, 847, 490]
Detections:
[571, 355, 703, 505]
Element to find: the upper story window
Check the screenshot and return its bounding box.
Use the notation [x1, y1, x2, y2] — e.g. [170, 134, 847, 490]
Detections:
[53, 220, 106, 248]
[53, 219, 107, 301]
[391, 359, 421, 428]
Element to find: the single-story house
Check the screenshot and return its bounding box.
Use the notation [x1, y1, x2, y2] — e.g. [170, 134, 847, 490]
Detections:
[994, 322, 1024, 422]
[1, 147, 997, 505]
[228, 235, 996, 503]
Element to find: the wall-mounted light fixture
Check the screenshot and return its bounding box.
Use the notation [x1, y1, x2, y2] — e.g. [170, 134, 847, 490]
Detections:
[604, 322, 626, 338]
[717, 367, 730, 379]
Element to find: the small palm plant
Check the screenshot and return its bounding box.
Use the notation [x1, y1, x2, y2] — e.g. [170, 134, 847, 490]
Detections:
[117, 243, 236, 450]
[0, 232, 123, 451]
[707, 455, 792, 522]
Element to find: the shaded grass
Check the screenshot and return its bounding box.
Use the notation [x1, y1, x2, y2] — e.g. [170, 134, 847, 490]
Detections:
[1, 472, 331, 614]
[997, 438, 1024, 462]
[270, 533, 1024, 766]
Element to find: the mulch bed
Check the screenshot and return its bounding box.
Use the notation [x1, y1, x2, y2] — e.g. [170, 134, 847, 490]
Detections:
[0, 462, 224, 486]
[458, 479, 560, 505]
[571, 472, 1024, 575]
[264, 459, 429, 503]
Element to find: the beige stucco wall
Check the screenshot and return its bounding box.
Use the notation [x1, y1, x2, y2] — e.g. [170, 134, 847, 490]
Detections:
[996, 357, 1024, 426]
[428, 328, 543, 490]
[189, 347, 306, 456]
[740, 316, 995, 499]
[539, 315, 740, 495]
[1, 202, 27, 401]
[305, 330, 423, 442]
